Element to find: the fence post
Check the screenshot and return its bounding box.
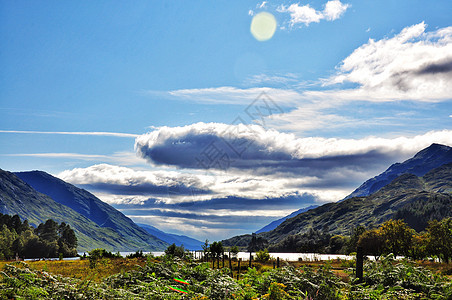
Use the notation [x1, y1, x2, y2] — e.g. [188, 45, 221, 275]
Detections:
[237, 258, 241, 280]
[277, 257, 280, 268]
[249, 252, 252, 268]
[222, 252, 225, 268]
[356, 246, 364, 282]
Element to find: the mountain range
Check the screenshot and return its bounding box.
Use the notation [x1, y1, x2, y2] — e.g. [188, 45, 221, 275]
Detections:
[138, 223, 203, 250]
[1, 143, 451, 252]
[223, 144, 452, 248]
[0, 169, 201, 252]
[255, 205, 318, 234]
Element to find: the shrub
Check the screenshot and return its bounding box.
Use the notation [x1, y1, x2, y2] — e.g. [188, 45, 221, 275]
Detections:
[256, 249, 271, 262]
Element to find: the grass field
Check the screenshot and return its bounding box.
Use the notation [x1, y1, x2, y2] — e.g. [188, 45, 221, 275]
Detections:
[1, 256, 451, 299]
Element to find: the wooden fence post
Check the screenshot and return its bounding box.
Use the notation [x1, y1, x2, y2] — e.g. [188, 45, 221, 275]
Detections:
[229, 255, 233, 277]
[277, 257, 280, 268]
[356, 246, 364, 282]
[237, 258, 241, 280]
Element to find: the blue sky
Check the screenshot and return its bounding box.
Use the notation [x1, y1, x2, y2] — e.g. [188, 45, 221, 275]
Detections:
[1, 0, 451, 241]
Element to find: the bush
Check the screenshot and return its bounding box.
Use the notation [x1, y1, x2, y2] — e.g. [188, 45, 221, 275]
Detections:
[126, 250, 145, 259]
[256, 249, 271, 262]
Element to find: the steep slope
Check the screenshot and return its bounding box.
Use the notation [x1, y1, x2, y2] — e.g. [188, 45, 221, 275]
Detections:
[138, 223, 203, 250]
[256, 205, 318, 234]
[223, 162, 452, 247]
[14, 170, 168, 251]
[345, 143, 452, 199]
[0, 169, 167, 251]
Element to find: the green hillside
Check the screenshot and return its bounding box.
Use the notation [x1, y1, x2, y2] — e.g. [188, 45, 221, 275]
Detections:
[15, 171, 169, 252]
[0, 169, 167, 252]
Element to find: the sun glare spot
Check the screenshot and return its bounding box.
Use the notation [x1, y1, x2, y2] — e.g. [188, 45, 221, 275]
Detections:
[250, 12, 276, 41]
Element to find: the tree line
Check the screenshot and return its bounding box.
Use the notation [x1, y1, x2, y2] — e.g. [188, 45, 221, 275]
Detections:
[242, 218, 452, 263]
[0, 213, 77, 259]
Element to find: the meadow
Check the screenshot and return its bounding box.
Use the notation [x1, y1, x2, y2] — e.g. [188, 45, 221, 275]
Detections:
[1, 254, 451, 299]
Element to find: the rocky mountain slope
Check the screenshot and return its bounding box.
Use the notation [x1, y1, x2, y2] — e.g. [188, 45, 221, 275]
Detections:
[345, 143, 452, 199]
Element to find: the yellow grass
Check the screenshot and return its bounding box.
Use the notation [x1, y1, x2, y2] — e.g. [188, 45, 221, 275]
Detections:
[0, 258, 147, 282]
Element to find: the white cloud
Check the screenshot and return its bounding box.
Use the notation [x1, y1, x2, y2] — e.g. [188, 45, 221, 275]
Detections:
[323, 0, 349, 21]
[277, 0, 349, 27]
[135, 122, 452, 164]
[278, 3, 323, 26]
[325, 23, 452, 102]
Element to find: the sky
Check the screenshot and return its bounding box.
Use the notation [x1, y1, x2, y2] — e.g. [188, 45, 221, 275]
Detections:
[1, 0, 452, 241]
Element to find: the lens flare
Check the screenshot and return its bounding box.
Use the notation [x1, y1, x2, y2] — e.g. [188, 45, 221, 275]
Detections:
[250, 12, 277, 41]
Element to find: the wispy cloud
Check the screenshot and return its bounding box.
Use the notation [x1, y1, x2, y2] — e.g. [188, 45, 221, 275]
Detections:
[2, 151, 145, 166]
[167, 86, 302, 105]
[0, 130, 139, 138]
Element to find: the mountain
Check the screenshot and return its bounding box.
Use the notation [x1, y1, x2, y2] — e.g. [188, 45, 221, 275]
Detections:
[345, 143, 452, 199]
[14, 170, 168, 252]
[255, 205, 318, 234]
[0, 169, 168, 251]
[223, 160, 452, 248]
[138, 223, 204, 250]
[263, 162, 452, 244]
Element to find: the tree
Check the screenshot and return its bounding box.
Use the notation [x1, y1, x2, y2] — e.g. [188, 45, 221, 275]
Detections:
[165, 243, 186, 258]
[409, 233, 429, 260]
[0, 225, 17, 259]
[202, 239, 210, 255]
[328, 235, 348, 254]
[426, 218, 452, 263]
[35, 219, 59, 242]
[379, 219, 414, 257]
[357, 229, 385, 260]
[346, 225, 366, 254]
[209, 241, 224, 259]
[58, 222, 77, 255]
[248, 233, 268, 252]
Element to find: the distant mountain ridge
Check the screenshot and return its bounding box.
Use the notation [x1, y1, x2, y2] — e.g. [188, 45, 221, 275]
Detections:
[255, 205, 318, 234]
[0, 169, 168, 251]
[138, 223, 204, 250]
[345, 143, 452, 199]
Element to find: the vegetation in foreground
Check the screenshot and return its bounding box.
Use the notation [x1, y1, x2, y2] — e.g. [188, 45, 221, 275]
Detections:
[1, 252, 451, 299]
